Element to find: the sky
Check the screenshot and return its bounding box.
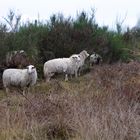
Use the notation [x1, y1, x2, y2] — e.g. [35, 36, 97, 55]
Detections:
[0, 0, 140, 30]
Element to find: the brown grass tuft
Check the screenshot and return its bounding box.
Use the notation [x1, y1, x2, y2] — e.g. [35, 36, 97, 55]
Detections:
[0, 61, 140, 140]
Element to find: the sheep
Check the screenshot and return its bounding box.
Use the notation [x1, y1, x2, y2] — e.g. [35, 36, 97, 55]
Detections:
[2, 65, 37, 94]
[76, 50, 89, 76]
[6, 50, 30, 68]
[43, 54, 81, 82]
[90, 52, 102, 66]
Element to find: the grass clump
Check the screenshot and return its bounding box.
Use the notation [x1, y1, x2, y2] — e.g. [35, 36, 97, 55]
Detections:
[0, 62, 140, 140]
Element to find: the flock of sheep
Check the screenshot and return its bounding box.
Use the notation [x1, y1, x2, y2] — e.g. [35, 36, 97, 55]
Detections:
[2, 50, 102, 94]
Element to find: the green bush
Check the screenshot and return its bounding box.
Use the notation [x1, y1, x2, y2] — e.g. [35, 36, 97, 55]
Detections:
[0, 10, 137, 77]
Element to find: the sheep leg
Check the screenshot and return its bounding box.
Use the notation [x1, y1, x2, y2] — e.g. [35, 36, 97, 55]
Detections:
[45, 73, 53, 82]
[22, 87, 29, 95]
[47, 73, 54, 82]
[78, 69, 81, 76]
[70, 74, 73, 79]
[5, 87, 9, 95]
[23, 90, 26, 96]
[65, 74, 68, 81]
[90, 62, 92, 67]
[45, 77, 50, 82]
[75, 70, 78, 78]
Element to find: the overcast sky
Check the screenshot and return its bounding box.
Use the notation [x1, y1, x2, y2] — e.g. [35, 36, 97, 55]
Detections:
[0, 0, 140, 29]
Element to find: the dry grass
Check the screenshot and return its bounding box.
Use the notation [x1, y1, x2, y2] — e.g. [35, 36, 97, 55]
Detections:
[0, 61, 140, 140]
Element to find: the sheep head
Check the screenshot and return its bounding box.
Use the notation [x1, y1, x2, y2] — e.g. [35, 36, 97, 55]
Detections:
[27, 65, 36, 74]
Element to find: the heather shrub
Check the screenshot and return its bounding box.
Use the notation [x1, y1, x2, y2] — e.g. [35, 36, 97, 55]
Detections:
[0, 9, 138, 77]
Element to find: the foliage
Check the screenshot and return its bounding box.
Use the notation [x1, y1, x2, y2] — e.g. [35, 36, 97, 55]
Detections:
[0, 9, 139, 76]
[3, 9, 21, 32]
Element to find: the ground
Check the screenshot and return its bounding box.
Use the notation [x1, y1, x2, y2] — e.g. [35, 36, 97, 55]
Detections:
[0, 62, 140, 140]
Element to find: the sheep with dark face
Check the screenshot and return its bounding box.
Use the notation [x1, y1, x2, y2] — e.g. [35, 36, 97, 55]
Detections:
[90, 53, 102, 66]
[2, 65, 37, 94]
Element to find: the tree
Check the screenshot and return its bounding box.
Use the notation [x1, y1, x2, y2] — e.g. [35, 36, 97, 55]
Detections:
[3, 9, 21, 32]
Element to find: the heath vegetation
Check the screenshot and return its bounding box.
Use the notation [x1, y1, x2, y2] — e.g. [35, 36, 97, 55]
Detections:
[0, 9, 140, 140]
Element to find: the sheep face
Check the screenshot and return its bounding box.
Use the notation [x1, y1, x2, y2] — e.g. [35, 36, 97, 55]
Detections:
[79, 50, 89, 61]
[71, 55, 81, 63]
[27, 65, 36, 74]
[90, 53, 102, 65]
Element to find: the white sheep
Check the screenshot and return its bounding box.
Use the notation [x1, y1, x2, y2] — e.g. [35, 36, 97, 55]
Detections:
[2, 65, 37, 94]
[43, 54, 81, 82]
[76, 50, 89, 76]
[90, 53, 102, 66]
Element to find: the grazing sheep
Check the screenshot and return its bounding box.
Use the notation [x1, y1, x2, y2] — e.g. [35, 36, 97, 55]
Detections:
[43, 54, 81, 82]
[77, 50, 89, 76]
[6, 50, 30, 68]
[90, 53, 102, 66]
[2, 65, 37, 94]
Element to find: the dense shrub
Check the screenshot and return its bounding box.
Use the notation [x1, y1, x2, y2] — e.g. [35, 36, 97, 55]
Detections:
[0, 10, 139, 77]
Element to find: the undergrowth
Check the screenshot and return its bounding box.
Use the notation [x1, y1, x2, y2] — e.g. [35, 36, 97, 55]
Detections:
[0, 62, 140, 140]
